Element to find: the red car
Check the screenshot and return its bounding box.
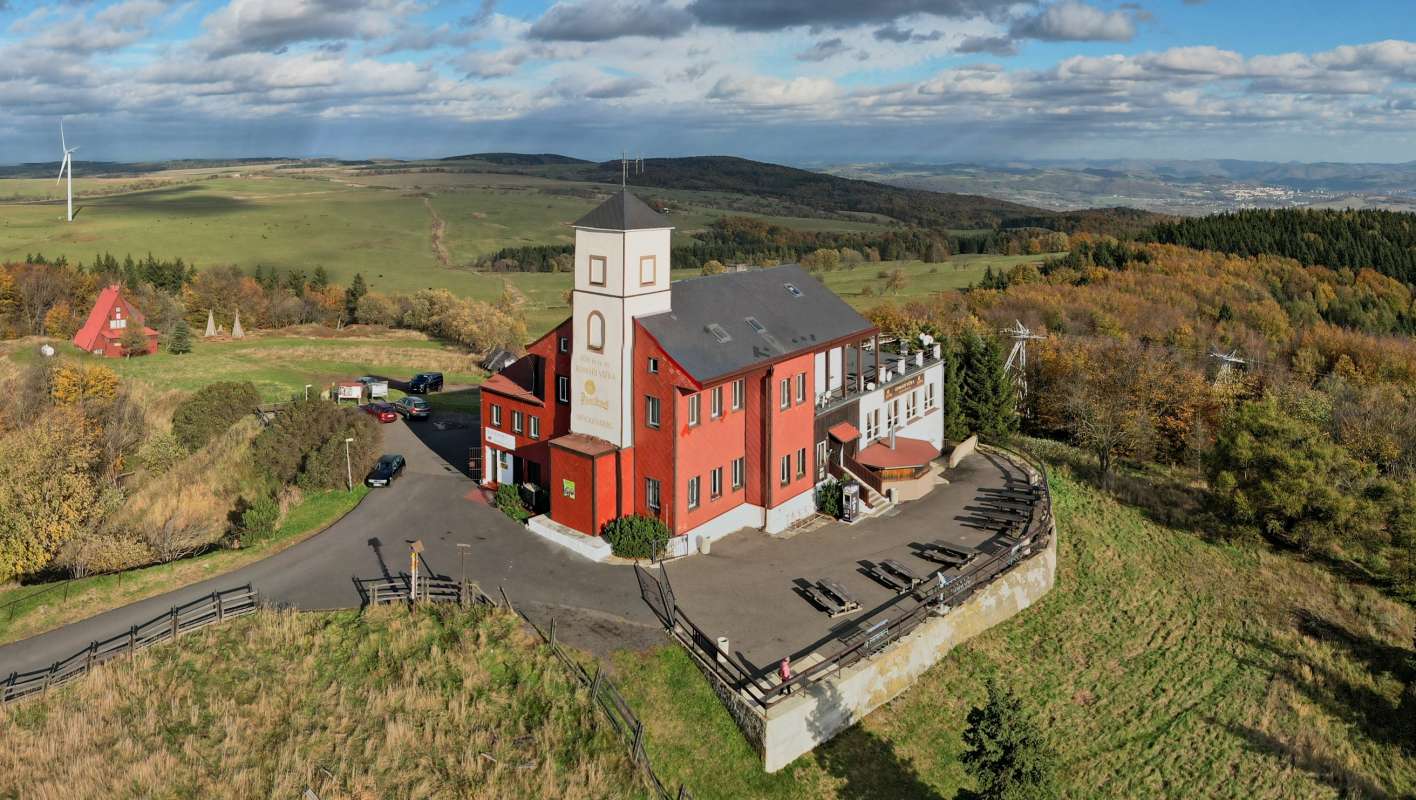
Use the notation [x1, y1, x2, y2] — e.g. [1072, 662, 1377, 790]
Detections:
[363, 402, 399, 423]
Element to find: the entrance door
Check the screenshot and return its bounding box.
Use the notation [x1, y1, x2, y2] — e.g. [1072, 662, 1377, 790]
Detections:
[496, 450, 514, 485]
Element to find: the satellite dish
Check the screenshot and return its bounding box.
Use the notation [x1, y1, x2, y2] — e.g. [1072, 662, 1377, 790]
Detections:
[39, 344, 55, 358]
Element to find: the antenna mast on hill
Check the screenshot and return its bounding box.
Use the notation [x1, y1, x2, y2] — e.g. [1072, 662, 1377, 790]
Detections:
[1209, 348, 1247, 386]
[1002, 320, 1045, 400]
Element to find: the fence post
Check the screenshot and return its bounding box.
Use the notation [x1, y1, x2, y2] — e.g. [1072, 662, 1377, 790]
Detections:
[678, 786, 689, 800]
[499, 585, 513, 611]
[171, 606, 179, 640]
[128, 625, 137, 657]
[216, 591, 224, 623]
[549, 617, 556, 648]
[372, 584, 380, 606]
[86, 641, 96, 672]
[632, 720, 645, 764]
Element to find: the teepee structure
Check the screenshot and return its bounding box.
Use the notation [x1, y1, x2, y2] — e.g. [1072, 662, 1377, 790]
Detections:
[204, 309, 216, 337]
[231, 309, 245, 339]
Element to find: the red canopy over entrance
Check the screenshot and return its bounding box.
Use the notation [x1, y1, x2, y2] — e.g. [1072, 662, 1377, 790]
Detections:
[855, 436, 938, 469]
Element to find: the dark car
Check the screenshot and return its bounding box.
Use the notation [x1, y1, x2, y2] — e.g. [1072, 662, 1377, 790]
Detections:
[363, 402, 399, 423]
[394, 396, 431, 420]
[365, 454, 405, 487]
[408, 372, 443, 394]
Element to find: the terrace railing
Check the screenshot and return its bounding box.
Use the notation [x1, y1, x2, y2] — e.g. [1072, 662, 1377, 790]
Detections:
[649, 439, 1054, 710]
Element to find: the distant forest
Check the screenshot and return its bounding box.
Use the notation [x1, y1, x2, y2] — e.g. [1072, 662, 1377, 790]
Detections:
[478, 217, 1070, 272]
[1147, 208, 1416, 287]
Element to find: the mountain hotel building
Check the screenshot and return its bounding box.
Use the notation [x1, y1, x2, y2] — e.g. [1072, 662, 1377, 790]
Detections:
[478, 190, 950, 553]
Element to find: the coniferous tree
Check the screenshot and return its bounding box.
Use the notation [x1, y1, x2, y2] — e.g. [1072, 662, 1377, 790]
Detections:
[167, 318, 192, 355]
[962, 679, 1059, 800]
[941, 337, 968, 441]
[344, 273, 368, 323]
[962, 332, 1017, 439]
[311, 266, 330, 290]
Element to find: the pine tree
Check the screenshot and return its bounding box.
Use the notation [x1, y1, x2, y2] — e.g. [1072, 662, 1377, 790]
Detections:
[344, 273, 368, 324]
[167, 318, 193, 355]
[962, 679, 1059, 800]
[311, 266, 330, 290]
[941, 337, 968, 442]
[962, 332, 1017, 439]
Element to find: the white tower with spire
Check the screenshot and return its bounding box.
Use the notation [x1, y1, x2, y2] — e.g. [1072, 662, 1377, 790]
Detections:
[568, 187, 673, 447]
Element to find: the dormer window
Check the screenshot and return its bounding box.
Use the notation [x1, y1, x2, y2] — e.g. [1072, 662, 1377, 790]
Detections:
[706, 323, 731, 343]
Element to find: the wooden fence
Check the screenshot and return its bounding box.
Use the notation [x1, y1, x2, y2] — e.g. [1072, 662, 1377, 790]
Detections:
[500, 588, 694, 800]
[1, 584, 259, 703]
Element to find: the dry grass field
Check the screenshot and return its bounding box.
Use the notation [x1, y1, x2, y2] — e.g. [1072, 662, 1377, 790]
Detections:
[614, 441, 1416, 799]
[0, 604, 646, 800]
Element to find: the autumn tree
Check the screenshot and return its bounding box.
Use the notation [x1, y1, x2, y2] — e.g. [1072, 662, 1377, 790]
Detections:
[1207, 394, 1372, 551]
[700, 259, 726, 276]
[119, 324, 150, 357]
[0, 408, 101, 581]
[1062, 340, 1155, 486]
[884, 268, 907, 295]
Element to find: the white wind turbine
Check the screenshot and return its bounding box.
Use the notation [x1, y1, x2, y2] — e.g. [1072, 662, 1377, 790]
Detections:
[56, 121, 78, 222]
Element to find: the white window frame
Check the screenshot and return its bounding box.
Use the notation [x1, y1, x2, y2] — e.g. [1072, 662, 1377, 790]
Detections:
[780, 455, 791, 486]
[711, 386, 723, 418]
[559, 336, 569, 352]
[687, 476, 700, 510]
[796, 447, 807, 478]
[646, 395, 661, 429]
[688, 394, 700, 426]
[732, 457, 744, 490]
[925, 382, 936, 410]
[711, 467, 723, 498]
[648, 357, 659, 374]
[529, 416, 540, 440]
[732, 378, 745, 410]
[491, 405, 502, 427]
[557, 375, 570, 404]
[646, 478, 661, 511]
[779, 379, 790, 410]
[512, 410, 523, 434]
[887, 399, 899, 430]
[795, 373, 806, 404]
[816, 440, 828, 479]
[906, 391, 918, 420]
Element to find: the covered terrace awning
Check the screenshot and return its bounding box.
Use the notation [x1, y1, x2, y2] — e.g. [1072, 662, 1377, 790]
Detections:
[855, 436, 939, 470]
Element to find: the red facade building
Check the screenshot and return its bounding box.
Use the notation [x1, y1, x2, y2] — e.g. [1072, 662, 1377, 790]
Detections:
[480, 190, 882, 549]
[72, 284, 159, 358]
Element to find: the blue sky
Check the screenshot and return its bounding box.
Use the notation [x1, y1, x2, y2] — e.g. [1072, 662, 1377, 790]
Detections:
[0, 0, 1413, 165]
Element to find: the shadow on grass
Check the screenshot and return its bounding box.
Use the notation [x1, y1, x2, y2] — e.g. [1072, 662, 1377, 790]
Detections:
[1220, 719, 1393, 800]
[807, 679, 944, 800]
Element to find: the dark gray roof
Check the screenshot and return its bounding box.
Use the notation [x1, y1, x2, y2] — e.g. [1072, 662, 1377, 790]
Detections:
[639, 264, 875, 384]
[574, 189, 671, 231]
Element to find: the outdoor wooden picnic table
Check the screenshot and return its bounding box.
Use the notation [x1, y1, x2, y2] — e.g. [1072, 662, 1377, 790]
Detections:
[881, 559, 923, 586]
[819, 578, 858, 609]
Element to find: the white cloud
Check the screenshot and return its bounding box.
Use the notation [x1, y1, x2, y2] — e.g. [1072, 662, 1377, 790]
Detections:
[1010, 1, 1135, 43]
[198, 0, 415, 57]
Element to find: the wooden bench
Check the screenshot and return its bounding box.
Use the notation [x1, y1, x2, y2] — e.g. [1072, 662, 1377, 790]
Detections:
[802, 578, 861, 617]
[865, 563, 911, 594]
[928, 540, 980, 567]
[881, 559, 923, 588]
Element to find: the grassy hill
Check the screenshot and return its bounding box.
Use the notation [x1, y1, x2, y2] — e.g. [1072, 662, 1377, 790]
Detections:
[0, 604, 647, 800]
[614, 440, 1416, 799]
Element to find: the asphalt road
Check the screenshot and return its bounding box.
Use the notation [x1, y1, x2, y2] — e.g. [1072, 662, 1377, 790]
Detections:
[0, 413, 662, 679]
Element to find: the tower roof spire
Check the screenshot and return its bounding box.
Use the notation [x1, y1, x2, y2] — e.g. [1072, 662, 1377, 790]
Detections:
[573, 189, 671, 231]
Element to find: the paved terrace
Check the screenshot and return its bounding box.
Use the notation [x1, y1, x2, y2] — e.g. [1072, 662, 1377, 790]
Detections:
[663, 450, 1030, 675]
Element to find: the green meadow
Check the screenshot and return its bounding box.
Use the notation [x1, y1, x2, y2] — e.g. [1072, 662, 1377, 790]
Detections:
[615, 440, 1416, 799]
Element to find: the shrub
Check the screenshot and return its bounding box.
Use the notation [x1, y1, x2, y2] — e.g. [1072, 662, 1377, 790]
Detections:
[138, 432, 186, 475]
[494, 483, 531, 522]
[240, 495, 281, 544]
[172, 381, 261, 451]
[601, 515, 670, 560]
[250, 396, 381, 489]
[816, 478, 845, 518]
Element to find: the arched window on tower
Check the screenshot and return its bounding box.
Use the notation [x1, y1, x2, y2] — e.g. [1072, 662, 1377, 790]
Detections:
[587, 311, 605, 352]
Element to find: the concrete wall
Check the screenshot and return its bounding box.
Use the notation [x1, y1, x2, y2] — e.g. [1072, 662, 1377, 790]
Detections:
[764, 489, 818, 534]
[759, 529, 1057, 772]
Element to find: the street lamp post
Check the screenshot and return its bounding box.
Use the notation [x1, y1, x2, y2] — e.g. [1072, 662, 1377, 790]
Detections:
[343, 436, 354, 492]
